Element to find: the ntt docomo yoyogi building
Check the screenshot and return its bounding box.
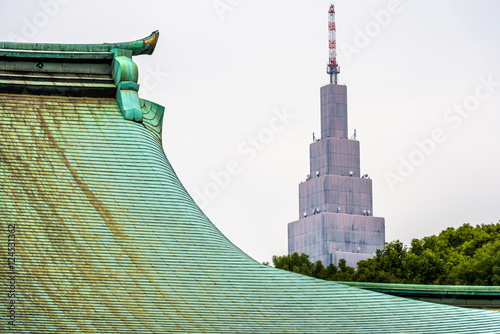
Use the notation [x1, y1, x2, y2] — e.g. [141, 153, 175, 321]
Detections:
[287, 84, 386, 268]
[288, 3, 385, 268]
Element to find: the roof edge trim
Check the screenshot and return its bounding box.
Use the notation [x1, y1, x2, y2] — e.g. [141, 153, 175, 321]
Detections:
[0, 31, 159, 57]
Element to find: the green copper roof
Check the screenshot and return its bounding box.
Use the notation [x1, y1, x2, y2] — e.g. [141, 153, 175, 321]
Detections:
[340, 282, 500, 310]
[2, 34, 500, 333]
[341, 281, 500, 296]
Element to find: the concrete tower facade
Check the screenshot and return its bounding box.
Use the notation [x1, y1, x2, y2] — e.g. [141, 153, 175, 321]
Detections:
[288, 83, 385, 267]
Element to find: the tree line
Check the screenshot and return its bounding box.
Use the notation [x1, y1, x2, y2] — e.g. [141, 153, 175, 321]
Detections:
[267, 223, 500, 285]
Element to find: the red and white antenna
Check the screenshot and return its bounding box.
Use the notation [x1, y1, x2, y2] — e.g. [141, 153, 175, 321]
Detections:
[327, 3, 340, 84]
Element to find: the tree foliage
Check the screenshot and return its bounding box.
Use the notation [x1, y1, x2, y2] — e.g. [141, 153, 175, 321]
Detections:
[269, 223, 500, 285]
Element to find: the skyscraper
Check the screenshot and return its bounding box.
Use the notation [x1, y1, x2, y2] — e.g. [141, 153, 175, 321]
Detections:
[287, 4, 385, 268]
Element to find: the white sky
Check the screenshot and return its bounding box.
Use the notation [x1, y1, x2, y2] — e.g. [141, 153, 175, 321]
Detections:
[3, 0, 500, 263]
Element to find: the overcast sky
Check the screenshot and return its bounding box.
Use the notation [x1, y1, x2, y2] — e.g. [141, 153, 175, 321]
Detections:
[3, 0, 500, 263]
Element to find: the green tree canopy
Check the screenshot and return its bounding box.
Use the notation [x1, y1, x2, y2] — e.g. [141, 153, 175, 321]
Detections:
[269, 222, 500, 285]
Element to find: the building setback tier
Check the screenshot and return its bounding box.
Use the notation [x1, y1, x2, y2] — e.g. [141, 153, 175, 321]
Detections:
[299, 174, 374, 218]
[289, 213, 385, 264]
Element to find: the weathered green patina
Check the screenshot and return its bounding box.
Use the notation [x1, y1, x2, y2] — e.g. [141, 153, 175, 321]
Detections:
[1, 32, 500, 333]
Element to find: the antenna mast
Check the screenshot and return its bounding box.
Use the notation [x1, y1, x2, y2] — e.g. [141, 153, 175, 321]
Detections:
[327, 4, 340, 84]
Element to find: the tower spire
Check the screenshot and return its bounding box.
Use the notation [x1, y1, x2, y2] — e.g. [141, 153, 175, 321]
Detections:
[327, 3, 340, 84]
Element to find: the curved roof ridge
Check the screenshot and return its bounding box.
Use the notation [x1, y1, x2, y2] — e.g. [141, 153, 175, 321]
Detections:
[0, 30, 159, 56]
